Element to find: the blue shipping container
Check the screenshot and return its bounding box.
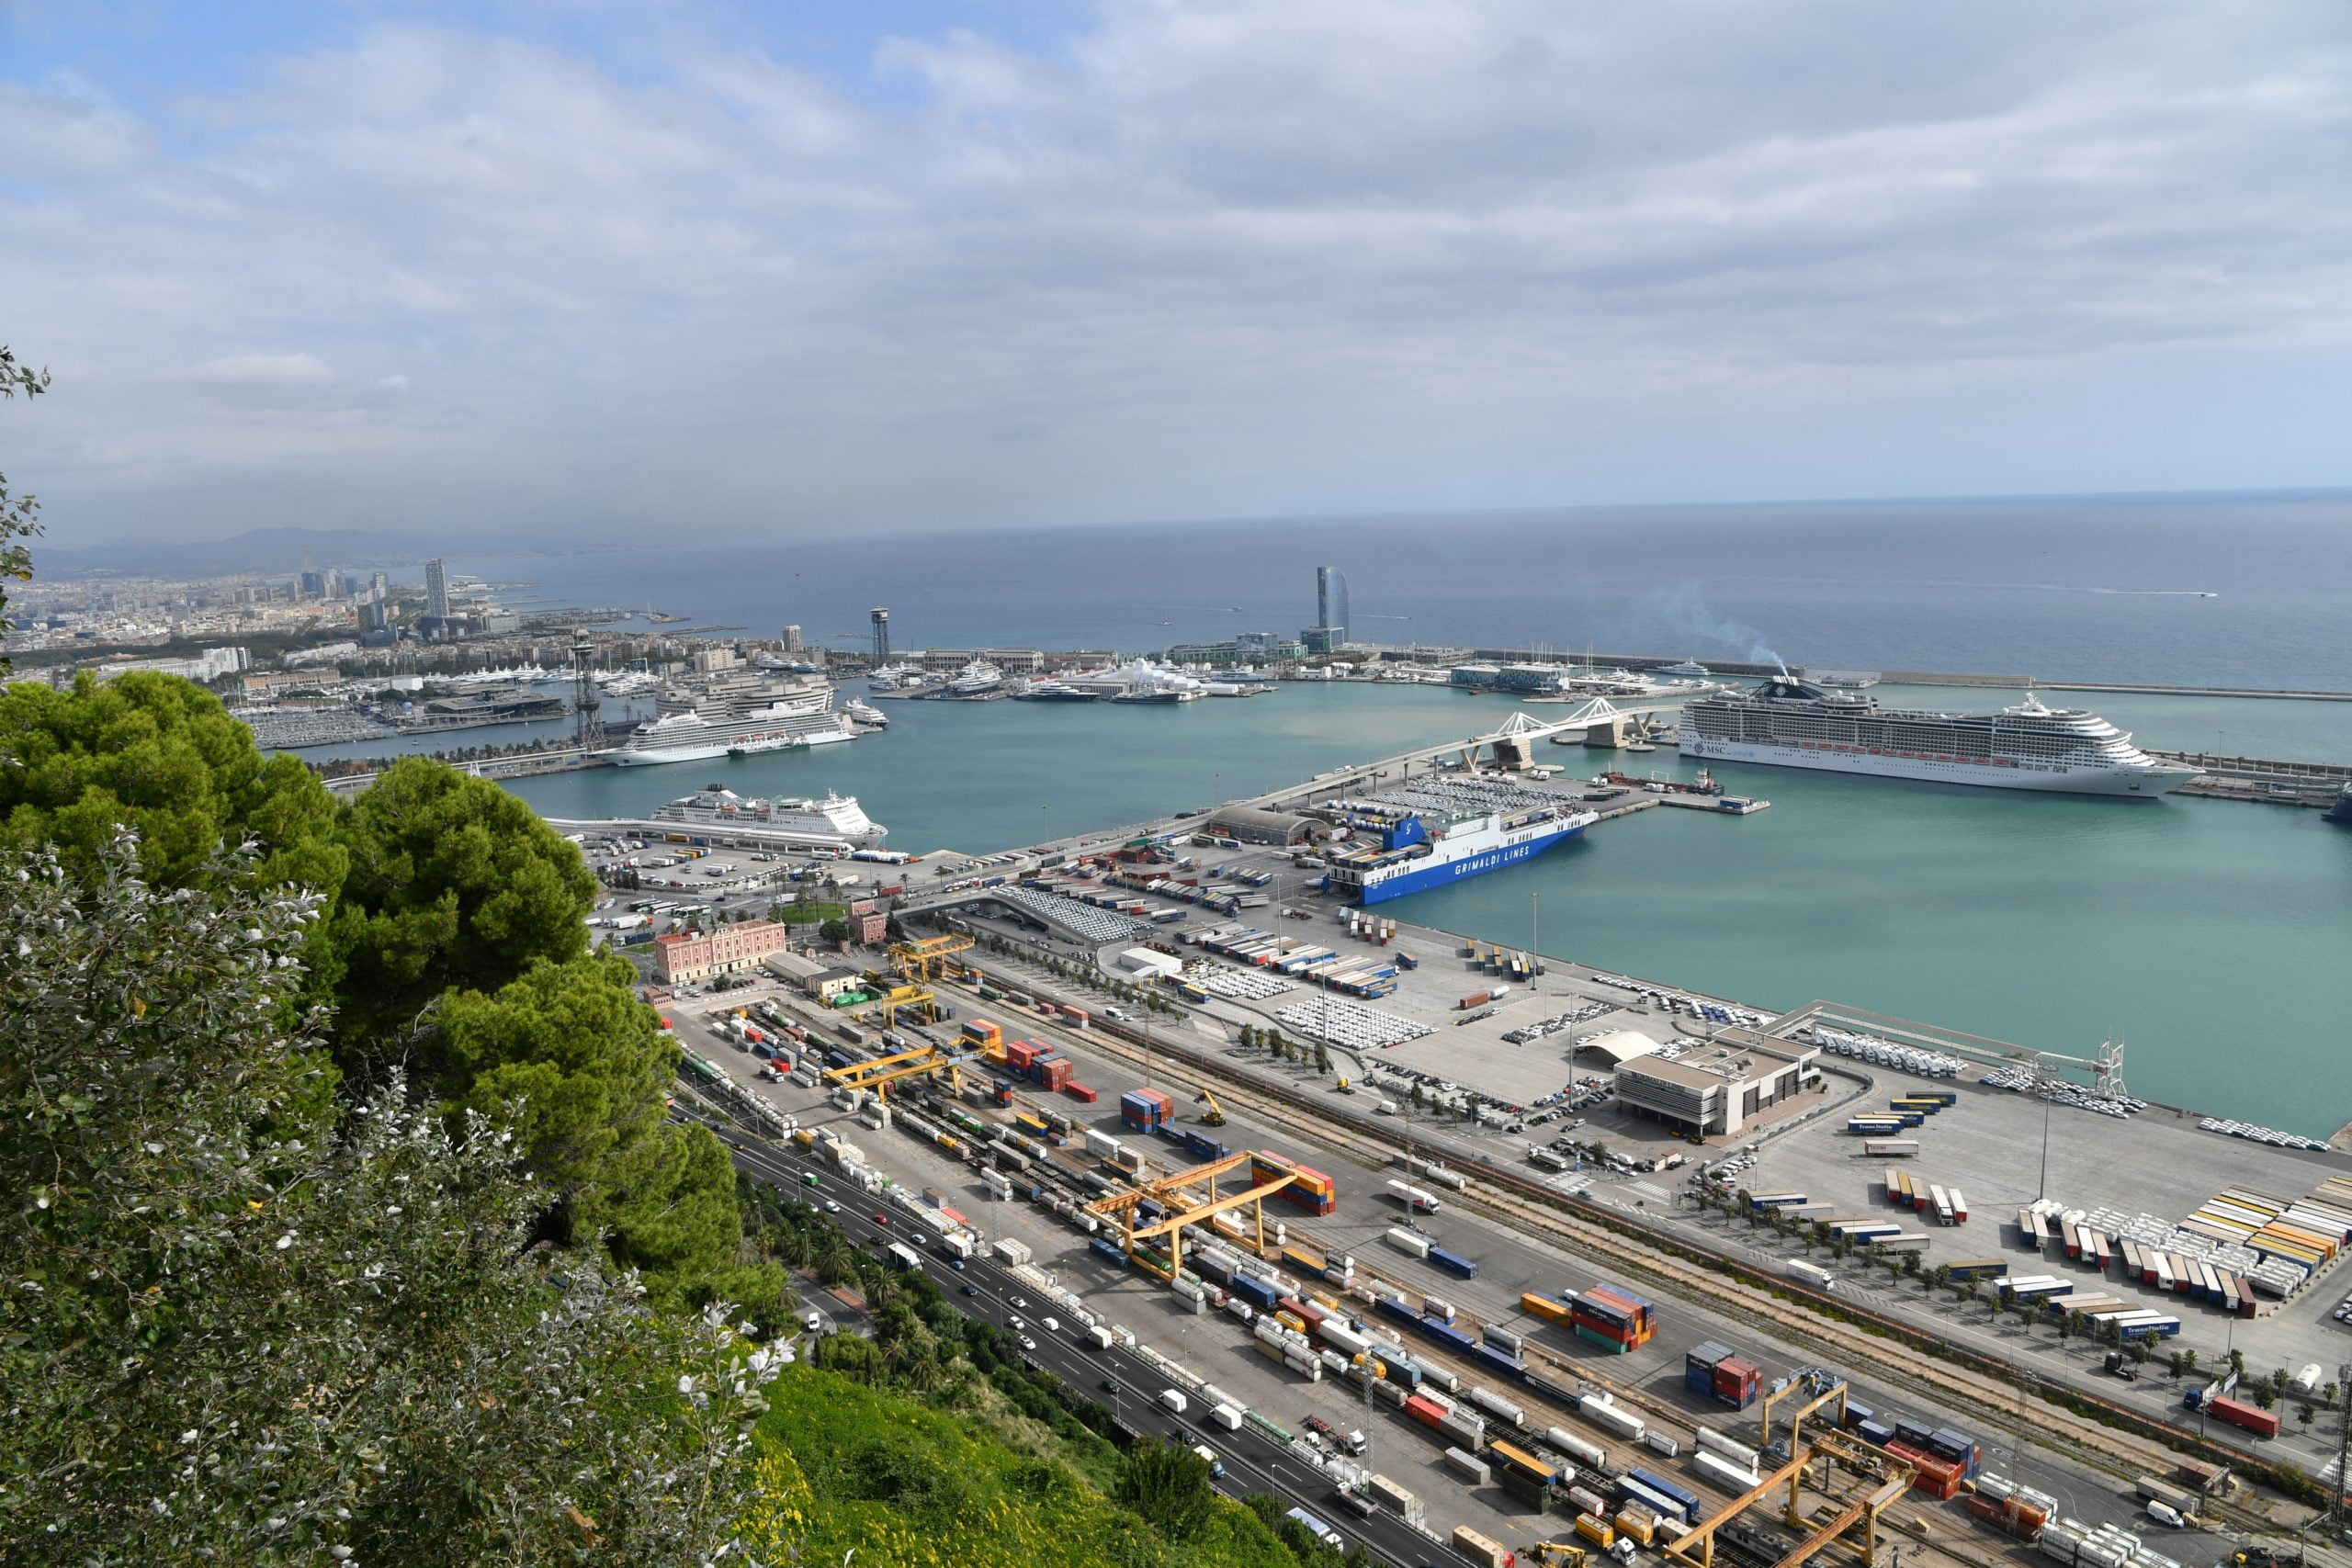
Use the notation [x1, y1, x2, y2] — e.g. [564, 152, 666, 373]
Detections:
[1427, 1247, 1480, 1278]
[1233, 1276, 1281, 1311]
[1090, 1237, 1128, 1267]
[1374, 1295, 1421, 1327]
[1471, 1343, 1527, 1381]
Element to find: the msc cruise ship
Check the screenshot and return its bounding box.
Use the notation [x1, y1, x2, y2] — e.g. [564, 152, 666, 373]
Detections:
[1681, 677, 2201, 796]
[608, 669, 852, 766]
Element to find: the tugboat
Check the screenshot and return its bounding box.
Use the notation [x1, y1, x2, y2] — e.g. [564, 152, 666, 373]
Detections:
[2325, 782, 2352, 825]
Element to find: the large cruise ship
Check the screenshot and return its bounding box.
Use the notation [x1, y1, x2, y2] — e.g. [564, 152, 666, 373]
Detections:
[1681, 677, 2201, 796]
[1322, 796, 1598, 905]
[608, 669, 852, 766]
[647, 786, 885, 847]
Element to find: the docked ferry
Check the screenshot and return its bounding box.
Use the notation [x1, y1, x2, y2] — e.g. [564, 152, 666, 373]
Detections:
[1681, 677, 2201, 796]
[647, 786, 885, 846]
[608, 670, 851, 765]
[1322, 801, 1597, 905]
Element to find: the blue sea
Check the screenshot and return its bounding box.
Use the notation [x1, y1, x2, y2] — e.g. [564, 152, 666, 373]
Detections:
[351, 491, 2352, 1134]
[469, 490, 2352, 691]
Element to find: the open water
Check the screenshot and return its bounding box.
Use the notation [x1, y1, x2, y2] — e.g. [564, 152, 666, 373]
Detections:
[293, 493, 2352, 1133]
[502, 681, 2352, 1137]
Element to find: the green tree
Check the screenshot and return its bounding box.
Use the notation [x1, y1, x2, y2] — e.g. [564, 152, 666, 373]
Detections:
[1115, 1439, 1216, 1540]
[328, 756, 596, 1045]
[0, 671, 345, 900]
[820, 917, 852, 944]
[0, 344, 45, 662]
[437, 953, 772, 1309]
[0, 834, 778, 1563]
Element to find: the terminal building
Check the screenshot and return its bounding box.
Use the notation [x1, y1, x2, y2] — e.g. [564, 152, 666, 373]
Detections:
[653, 919, 792, 985]
[1611, 1034, 1821, 1140]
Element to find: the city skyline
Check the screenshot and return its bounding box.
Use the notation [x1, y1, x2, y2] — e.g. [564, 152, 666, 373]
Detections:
[6, 4, 2348, 552]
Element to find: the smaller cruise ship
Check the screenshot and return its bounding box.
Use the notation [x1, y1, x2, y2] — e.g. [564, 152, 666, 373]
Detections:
[947, 660, 1005, 698]
[842, 699, 888, 728]
[649, 786, 886, 847]
[1655, 660, 1713, 679]
[1011, 679, 1100, 702]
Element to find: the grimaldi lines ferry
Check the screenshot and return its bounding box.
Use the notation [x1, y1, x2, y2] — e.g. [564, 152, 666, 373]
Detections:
[1322, 797, 1598, 906]
[609, 670, 851, 765]
[647, 786, 885, 847]
[1681, 676, 2202, 797]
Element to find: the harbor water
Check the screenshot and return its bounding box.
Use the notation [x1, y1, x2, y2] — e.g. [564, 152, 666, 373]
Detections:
[501, 682, 2352, 1138]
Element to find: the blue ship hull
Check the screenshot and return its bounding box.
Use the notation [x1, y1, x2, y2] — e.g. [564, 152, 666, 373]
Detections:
[1353, 820, 1587, 905]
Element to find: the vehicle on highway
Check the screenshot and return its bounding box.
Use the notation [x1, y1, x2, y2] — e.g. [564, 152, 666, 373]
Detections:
[960, 1283, 979, 1297]
[1100, 1380, 1120, 1393]
[1011, 1294, 1029, 1308]
[1191, 1445, 1226, 1479]
[1042, 1316, 1059, 1333]
[872, 1213, 888, 1224]
[1159, 1389, 1188, 1415]
[1018, 1336, 1037, 1351]
[823, 1201, 840, 1213]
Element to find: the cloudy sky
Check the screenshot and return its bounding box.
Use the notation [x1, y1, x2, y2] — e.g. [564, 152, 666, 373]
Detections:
[4, 1, 2347, 547]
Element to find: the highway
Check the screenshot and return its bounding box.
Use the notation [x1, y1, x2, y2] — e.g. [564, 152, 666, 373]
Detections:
[716, 1125, 1447, 1566]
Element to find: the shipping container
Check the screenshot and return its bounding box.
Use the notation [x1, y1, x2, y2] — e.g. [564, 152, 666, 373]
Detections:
[1693, 1449, 1759, 1491]
[1428, 1246, 1481, 1279]
[1453, 1526, 1513, 1568]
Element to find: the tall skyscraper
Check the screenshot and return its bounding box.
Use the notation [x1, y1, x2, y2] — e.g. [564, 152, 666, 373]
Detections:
[1316, 567, 1349, 641]
[782, 624, 804, 653]
[870, 607, 890, 663]
[424, 558, 450, 621]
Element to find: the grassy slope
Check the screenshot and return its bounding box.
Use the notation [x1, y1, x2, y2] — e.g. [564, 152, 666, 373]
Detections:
[738, 1365, 1304, 1568]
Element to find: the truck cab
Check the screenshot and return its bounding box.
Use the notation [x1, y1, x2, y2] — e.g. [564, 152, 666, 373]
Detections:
[1190, 1444, 1225, 1480]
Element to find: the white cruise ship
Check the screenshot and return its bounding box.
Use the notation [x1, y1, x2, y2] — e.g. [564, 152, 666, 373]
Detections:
[947, 660, 1005, 697]
[1682, 677, 2201, 796]
[648, 785, 885, 846]
[608, 670, 851, 766]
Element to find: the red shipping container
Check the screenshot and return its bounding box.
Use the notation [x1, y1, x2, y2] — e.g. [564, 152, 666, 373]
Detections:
[1040, 1059, 1074, 1090]
[1570, 1313, 1635, 1345]
[1885, 1442, 1964, 1500]
[1061, 1082, 1099, 1103]
[1006, 1041, 1037, 1070]
[1713, 1359, 1758, 1397]
[2208, 1397, 2280, 1438]
[1403, 1395, 1447, 1428]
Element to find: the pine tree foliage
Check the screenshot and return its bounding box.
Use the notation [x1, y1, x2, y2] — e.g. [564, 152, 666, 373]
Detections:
[0, 835, 782, 1564]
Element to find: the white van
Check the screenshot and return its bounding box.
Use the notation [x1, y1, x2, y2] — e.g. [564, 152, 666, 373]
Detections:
[1159, 1388, 1189, 1415]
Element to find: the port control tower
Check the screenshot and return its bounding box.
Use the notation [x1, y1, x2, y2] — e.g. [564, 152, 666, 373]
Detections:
[870, 607, 890, 664]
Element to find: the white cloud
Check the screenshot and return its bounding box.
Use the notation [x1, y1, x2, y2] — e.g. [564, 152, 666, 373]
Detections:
[187, 353, 335, 387]
[4, 3, 2349, 545]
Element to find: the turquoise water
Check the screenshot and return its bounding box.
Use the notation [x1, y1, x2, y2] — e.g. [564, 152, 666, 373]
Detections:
[501, 683, 2352, 1136]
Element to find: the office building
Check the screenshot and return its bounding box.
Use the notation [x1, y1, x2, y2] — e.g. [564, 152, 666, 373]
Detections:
[424, 558, 451, 622]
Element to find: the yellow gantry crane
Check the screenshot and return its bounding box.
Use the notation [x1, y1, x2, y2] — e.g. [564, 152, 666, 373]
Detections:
[887, 933, 973, 985]
[820, 1042, 979, 1101]
[1085, 1151, 1299, 1279]
[1758, 1374, 1850, 1450]
[1659, 1423, 1913, 1568]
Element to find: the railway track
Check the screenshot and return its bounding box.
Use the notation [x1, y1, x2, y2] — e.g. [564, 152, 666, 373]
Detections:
[928, 957, 2271, 1521]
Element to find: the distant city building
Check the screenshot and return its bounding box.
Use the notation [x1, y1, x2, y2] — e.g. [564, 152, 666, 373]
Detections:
[1168, 633, 1306, 667]
[89, 646, 251, 684]
[653, 919, 791, 985]
[358, 601, 389, 633]
[284, 640, 360, 668]
[781, 624, 804, 653]
[424, 558, 450, 622]
[869, 607, 890, 663]
[1316, 567, 1349, 641]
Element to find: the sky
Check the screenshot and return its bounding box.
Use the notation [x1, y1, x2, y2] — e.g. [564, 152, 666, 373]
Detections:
[3, 1, 2348, 547]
